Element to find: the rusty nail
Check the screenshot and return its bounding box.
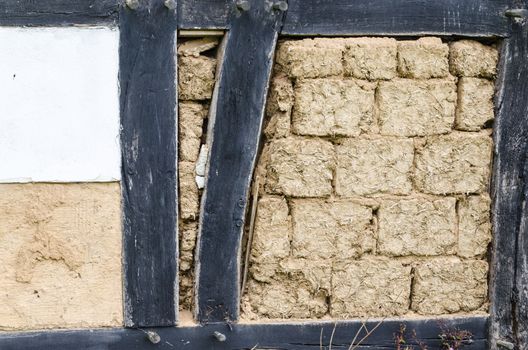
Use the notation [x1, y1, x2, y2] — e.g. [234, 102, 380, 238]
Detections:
[125, 0, 140, 10]
[164, 0, 177, 10]
[272, 1, 288, 11]
[213, 331, 227, 342]
[147, 331, 161, 344]
[236, 0, 251, 11]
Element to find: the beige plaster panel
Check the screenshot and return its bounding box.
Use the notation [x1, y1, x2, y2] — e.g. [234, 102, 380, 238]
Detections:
[0, 183, 122, 330]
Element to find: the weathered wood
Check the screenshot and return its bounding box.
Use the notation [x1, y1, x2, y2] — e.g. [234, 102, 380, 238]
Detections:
[511, 5, 528, 348]
[194, 0, 286, 323]
[120, 0, 178, 327]
[0, 0, 119, 25]
[176, 0, 512, 37]
[0, 316, 487, 350]
[178, 0, 229, 29]
[488, 13, 528, 349]
[282, 0, 511, 37]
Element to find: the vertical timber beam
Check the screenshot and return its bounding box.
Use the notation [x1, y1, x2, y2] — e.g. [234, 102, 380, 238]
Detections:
[489, 3, 528, 348]
[195, 0, 287, 323]
[120, 0, 179, 327]
[512, 2, 528, 348]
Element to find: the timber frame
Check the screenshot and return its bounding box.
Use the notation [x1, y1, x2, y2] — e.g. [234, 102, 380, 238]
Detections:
[0, 0, 527, 349]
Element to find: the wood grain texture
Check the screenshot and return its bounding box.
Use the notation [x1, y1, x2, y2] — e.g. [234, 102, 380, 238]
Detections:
[0, 316, 487, 350]
[0, 0, 119, 26]
[120, 0, 178, 328]
[488, 12, 528, 349]
[178, 0, 229, 29]
[194, 0, 285, 323]
[177, 0, 512, 36]
[282, 0, 511, 37]
[511, 2, 528, 347]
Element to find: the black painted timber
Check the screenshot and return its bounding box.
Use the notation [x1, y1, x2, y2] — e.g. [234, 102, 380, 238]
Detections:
[509, 1, 528, 348]
[176, 0, 512, 37]
[488, 6, 528, 349]
[120, 0, 178, 328]
[0, 0, 119, 26]
[0, 317, 487, 349]
[178, 0, 230, 29]
[282, 0, 512, 37]
[1, 0, 513, 36]
[194, 0, 286, 323]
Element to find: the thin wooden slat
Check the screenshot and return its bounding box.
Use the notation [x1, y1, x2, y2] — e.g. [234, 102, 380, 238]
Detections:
[488, 13, 528, 349]
[0, 0, 119, 26]
[194, 0, 286, 323]
[120, 0, 178, 327]
[282, 0, 512, 37]
[0, 316, 487, 350]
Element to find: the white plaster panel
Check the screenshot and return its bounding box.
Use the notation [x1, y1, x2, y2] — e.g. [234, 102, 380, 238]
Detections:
[0, 27, 121, 182]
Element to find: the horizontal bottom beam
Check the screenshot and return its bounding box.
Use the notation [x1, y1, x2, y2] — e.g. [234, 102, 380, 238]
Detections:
[0, 316, 487, 349]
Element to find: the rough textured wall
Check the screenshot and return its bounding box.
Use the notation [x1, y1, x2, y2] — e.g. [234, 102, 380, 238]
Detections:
[242, 37, 497, 320]
[177, 37, 218, 313]
[0, 183, 122, 330]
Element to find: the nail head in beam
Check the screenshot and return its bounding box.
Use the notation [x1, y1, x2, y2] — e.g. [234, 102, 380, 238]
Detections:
[272, 1, 288, 11]
[505, 9, 528, 18]
[164, 0, 177, 10]
[125, 0, 140, 10]
[236, 0, 251, 11]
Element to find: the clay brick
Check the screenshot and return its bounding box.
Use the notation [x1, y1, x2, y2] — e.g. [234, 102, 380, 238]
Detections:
[397, 37, 449, 78]
[179, 222, 198, 272]
[450, 40, 498, 78]
[178, 55, 216, 100]
[378, 78, 456, 136]
[250, 196, 291, 268]
[343, 37, 398, 80]
[414, 132, 493, 194]
[458, 195, 492, 258]
[290, 199, 375, 260]
[0, 183, 122, 330]
[412, 258, 488, 315]
[265, 137, 335, 197]
[179, 102, 206, 162]
[276, 39, 344, 79]
[179, 161, 199, 220]
[336, 138, 414, 196]
[456, 78, 495, 131]
[243, 258, 330, 319]
[331, 257, 411, 317]
[264, 74, 293, 139]
[378, 197, 457, 256]
[292, 79, 376, 136]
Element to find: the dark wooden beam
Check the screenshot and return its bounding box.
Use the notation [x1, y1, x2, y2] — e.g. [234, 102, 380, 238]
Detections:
[178, 0, 229, 29]
[488, 12, 528, 350]
[0, 0, 119, 26]
[511, 5, 528, 348]
[0, 316, 487, 350]
[281, 0, 512, 37]
[120, 0, 178, 327]
[176, 0, 512, 37]
[194, 0, 286, 323]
